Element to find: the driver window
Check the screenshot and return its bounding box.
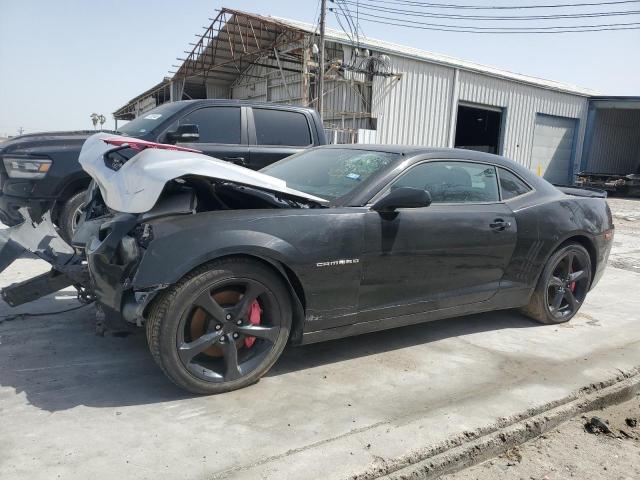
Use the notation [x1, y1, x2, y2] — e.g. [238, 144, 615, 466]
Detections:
[178, 107, 241, 144]
[389, 161, 499, 203]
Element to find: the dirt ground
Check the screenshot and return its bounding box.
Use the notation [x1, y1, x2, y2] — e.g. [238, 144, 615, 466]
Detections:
[443, 393, 640, 480]
[443, 195, 640, 480]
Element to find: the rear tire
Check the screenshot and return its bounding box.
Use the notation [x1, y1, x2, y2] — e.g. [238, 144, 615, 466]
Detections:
[521, 243, 592, 325]
[59, 190, 87, 243]
[146, 257, 292, 395]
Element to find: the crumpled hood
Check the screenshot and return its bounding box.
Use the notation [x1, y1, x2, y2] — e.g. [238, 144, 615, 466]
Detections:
[79, 133, 328, 213]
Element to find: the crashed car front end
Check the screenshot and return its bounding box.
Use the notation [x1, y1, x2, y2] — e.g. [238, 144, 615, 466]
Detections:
[71, 134, 327, 327]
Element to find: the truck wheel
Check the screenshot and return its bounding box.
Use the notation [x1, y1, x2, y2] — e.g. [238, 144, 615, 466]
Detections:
[146, 257, 292, 395]
[59, 190, 86, 243]
[520, 243, 592, 325]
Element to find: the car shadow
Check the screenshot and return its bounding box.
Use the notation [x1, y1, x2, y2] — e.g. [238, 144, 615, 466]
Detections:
[271, 309, 539, 377]
[0, 294, 540, 412]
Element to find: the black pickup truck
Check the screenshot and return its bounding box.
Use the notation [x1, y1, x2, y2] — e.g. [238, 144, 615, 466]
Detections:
[0, 100, 326, 240]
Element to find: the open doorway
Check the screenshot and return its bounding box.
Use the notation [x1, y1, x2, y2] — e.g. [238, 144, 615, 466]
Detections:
[454, 104, 503, 154]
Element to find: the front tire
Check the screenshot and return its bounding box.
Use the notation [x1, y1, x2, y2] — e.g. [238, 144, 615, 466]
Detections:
[146, 257, 292, 394]
[521, 243, 592, 325]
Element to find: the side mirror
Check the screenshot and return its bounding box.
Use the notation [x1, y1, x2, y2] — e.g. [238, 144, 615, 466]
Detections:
[167, 124, 199, 143]
[371, 187, 432, 213]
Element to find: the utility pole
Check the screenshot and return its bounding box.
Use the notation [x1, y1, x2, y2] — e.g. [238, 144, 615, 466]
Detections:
[318, 0, 327, 121]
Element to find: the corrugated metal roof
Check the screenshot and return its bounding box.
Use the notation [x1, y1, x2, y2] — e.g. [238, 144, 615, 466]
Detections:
[263, 13, 600, 98]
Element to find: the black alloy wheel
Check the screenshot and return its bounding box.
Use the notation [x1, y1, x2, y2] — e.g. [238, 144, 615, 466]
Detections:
[146, 258, 291, 394]
[521, 243, 592, 325]
[545, 249, 590, 321]
[178, 280, 281, 383]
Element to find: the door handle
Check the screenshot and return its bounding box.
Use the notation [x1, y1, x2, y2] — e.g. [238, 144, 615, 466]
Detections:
[223, 156, 246, 166]
[489, 218, 512, 231]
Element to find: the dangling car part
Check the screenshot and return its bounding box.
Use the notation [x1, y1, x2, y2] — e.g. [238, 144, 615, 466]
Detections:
[3, 133, 614, 395]
[0, 206, 91, 307]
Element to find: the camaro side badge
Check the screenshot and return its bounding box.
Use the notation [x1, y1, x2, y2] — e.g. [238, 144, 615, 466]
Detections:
[316, 259, 360, 267]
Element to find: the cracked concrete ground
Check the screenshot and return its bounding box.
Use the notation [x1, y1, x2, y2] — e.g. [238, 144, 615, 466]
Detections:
[443, 393, 640, 480]
[0, 198, 639, 480]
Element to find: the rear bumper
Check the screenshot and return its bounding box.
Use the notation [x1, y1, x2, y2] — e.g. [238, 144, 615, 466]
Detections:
[591, 229, 614, 289]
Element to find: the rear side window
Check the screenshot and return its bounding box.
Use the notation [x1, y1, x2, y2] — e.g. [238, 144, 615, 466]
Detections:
[498, 168, 531, 200]
[179, 107, 241, 144]
[389, 161, 499, 203]
[253, 109, 312, 146]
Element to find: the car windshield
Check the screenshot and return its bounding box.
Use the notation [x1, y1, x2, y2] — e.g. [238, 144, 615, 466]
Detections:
[261, 148, 400, 201]
[117, 102, 187, 137]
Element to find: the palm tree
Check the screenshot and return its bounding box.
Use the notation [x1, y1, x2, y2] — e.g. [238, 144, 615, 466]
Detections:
[98, 114, 106, 131]
[90, 113, 99, 130]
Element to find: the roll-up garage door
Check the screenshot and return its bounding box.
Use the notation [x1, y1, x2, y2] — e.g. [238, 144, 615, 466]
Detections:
[531, 114, 577, 184]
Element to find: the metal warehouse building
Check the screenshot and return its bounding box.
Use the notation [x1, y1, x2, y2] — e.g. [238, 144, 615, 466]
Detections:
[114, 8, 640, 185]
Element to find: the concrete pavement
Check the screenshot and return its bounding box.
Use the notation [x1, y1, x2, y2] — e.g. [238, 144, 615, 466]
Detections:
[0, 263, 639, 479]
[0, 199, 639, 480]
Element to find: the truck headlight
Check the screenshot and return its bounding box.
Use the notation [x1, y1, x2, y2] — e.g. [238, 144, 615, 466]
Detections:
[2, 156, 52, 179]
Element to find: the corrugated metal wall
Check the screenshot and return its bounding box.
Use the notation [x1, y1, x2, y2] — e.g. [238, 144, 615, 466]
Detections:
[583, 109, 640, 174]
[371, 53, 590, 172]
[206, 82, 230, 99]
[457, 71, 588, 169]
[217, 44, 592, 174]
[231, 59, 303, 103]
[230, 46, 371, 143]
[372, 56, 453, 146]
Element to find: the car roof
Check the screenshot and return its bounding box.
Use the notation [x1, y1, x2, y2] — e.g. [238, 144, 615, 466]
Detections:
[316, 144, 520, 169]
[171, 99, 319, 113]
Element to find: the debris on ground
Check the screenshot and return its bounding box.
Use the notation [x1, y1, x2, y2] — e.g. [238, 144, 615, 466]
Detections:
[504, 446, 522, 465]
[444, 394, 640, 480]
[584, 416, 612, 435]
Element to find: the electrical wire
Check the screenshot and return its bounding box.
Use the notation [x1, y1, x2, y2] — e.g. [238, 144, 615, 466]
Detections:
[0, 302, 94, 325]
[335, 10, 640, 29]
[344, 0, 640, 10]
[336, 0, 640, 20]
[333, 9, 640, 31]
[335, 0, 360, 42]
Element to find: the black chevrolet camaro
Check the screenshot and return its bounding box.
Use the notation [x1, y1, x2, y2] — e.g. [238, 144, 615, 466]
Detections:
[64, 140, 614, 394]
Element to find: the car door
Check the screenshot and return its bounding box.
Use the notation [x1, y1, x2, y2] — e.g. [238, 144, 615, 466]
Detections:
[358, 160, 518, 322]
[169, 106, 250, 166]
[247, 107, 314, 169]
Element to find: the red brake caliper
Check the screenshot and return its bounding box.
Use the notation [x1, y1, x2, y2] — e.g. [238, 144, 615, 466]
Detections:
[569, 264, 576, 292]
[244, 300, 262, 348]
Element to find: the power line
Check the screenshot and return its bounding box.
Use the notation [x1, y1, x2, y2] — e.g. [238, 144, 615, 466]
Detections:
[334, 0, 359, 41]
[336, 1, 640, 20]
[332, 9, 640, 31]
[344, 0, 640, 10]
[335, 11, 640, 29]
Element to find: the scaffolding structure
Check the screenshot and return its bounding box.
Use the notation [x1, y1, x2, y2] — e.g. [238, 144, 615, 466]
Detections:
[113, 8, 400, 143]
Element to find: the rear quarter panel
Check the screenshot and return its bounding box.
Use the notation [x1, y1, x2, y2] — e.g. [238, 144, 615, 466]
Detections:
[502, 191, 613, 297]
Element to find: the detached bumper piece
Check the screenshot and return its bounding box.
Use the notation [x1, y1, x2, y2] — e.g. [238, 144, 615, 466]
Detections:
[0, 207, 90, 308]
[2, 270, 75, 307]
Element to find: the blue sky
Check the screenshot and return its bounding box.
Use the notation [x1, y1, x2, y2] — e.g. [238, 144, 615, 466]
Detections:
[1, 0, 638, 135]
